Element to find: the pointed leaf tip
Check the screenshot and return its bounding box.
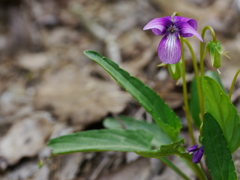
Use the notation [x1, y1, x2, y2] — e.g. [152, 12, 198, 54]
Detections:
[84, 50, 103, 60]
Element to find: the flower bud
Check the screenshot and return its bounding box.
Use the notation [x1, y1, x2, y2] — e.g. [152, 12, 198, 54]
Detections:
[192, 146, 204, 163]
[187, 145, 199, 152]
[206, 40, 223, 68]
[187, 145, 204, 163]
[167, 61, 182, 80]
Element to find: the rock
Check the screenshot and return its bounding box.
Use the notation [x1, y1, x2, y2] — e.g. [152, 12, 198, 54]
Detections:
[152, 156, 195, 180]
[0, 112, 53, 168]
[55, 153, 84, 180]
[35, 64, 131, 126]
[125, 152, 140, 163]
[97, 157, 151, 180]
[5, 160, 39, 180]
[33, 165, 50, 180]
[17, 53, 55, 72]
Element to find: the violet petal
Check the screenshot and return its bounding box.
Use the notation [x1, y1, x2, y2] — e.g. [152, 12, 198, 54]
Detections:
[158, 33, 181, 64]
[187, 145, 199, 153]
[177, 22, 203, 41]
[173, 16, 191, 23]
[169, 16, 198, 30]
[171, 16, 197, 30]
[192, 146, 204, 163]
[151, 29, 166, 36]
[143, 18, 172, 36]
[186, 19, 198, 30]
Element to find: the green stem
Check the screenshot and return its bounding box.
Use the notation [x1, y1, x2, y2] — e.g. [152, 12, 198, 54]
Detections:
[200, 26, 216, 76]
[38, 154, 55, 169]
[180, 37, 196, 145]
[177, 153, 207, 180]
[229, 69, 240, 99]
[158, 157, 191, 180]
[172, 12, 180, 18]
[182, 38, 204, 124]
[198, 26, 216, 129]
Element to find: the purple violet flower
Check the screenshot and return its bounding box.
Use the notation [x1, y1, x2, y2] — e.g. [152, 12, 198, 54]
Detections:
[143, 16, 203, 64]
[187, 145, 204, 163]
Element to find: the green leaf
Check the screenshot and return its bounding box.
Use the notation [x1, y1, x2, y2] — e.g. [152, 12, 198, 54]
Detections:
[205, 71, 226, 92]
[48, 129, 152, 155]
[103, 117, 206, 180]
[189, 76, 201, 129]
[103, 116, 172, 147]
[136, 139, 185, 158]
[202, 113, 237, 180]
[202, 76, 240, 153]
[84, 50, 181, 140]
[135, 139, 206, 179]
[190, 71, 226, 129]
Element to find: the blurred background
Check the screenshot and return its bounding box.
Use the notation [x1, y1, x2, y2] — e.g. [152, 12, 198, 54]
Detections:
[0, 0, 240, 179]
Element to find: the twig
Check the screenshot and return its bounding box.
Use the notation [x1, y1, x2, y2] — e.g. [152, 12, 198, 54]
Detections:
[89, 156, 110, 180]
[134, 107, 145, 120]
[113, 114, 126, 129]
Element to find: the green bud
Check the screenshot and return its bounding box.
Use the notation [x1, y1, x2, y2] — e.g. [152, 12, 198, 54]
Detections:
[38, 160, 44, 169]
[206, 40, 223, 68]
[167, 61, 182, 80]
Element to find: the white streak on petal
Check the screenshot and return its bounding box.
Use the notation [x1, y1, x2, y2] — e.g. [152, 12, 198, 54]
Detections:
[158, 33, 181, 64]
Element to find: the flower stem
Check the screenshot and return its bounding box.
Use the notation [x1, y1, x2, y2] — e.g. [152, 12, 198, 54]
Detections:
[172, 11, 180, 17]
[198, 26, 216, 128]
[177, 149, 207, 180]
[180, 37, 196, 145]
[181, 156, 207, 180]
[182, 38, 204, 124]
[229, 69, 240, 99]
[158, 157, 191, 180]
[38, 154, 55, 168]
[200, 26, 216, 76]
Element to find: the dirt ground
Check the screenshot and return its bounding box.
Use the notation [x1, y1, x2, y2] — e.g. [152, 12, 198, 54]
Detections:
[0, 0, 240, 180]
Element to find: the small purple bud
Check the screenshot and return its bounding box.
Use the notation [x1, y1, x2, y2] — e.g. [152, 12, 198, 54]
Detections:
[187, 145, 199, 153]
[192, 146, 204, 163]
[187, 145, 204, 163]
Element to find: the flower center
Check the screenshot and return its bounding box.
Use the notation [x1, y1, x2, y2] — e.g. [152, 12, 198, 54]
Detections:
[167, 24, 178, 34]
